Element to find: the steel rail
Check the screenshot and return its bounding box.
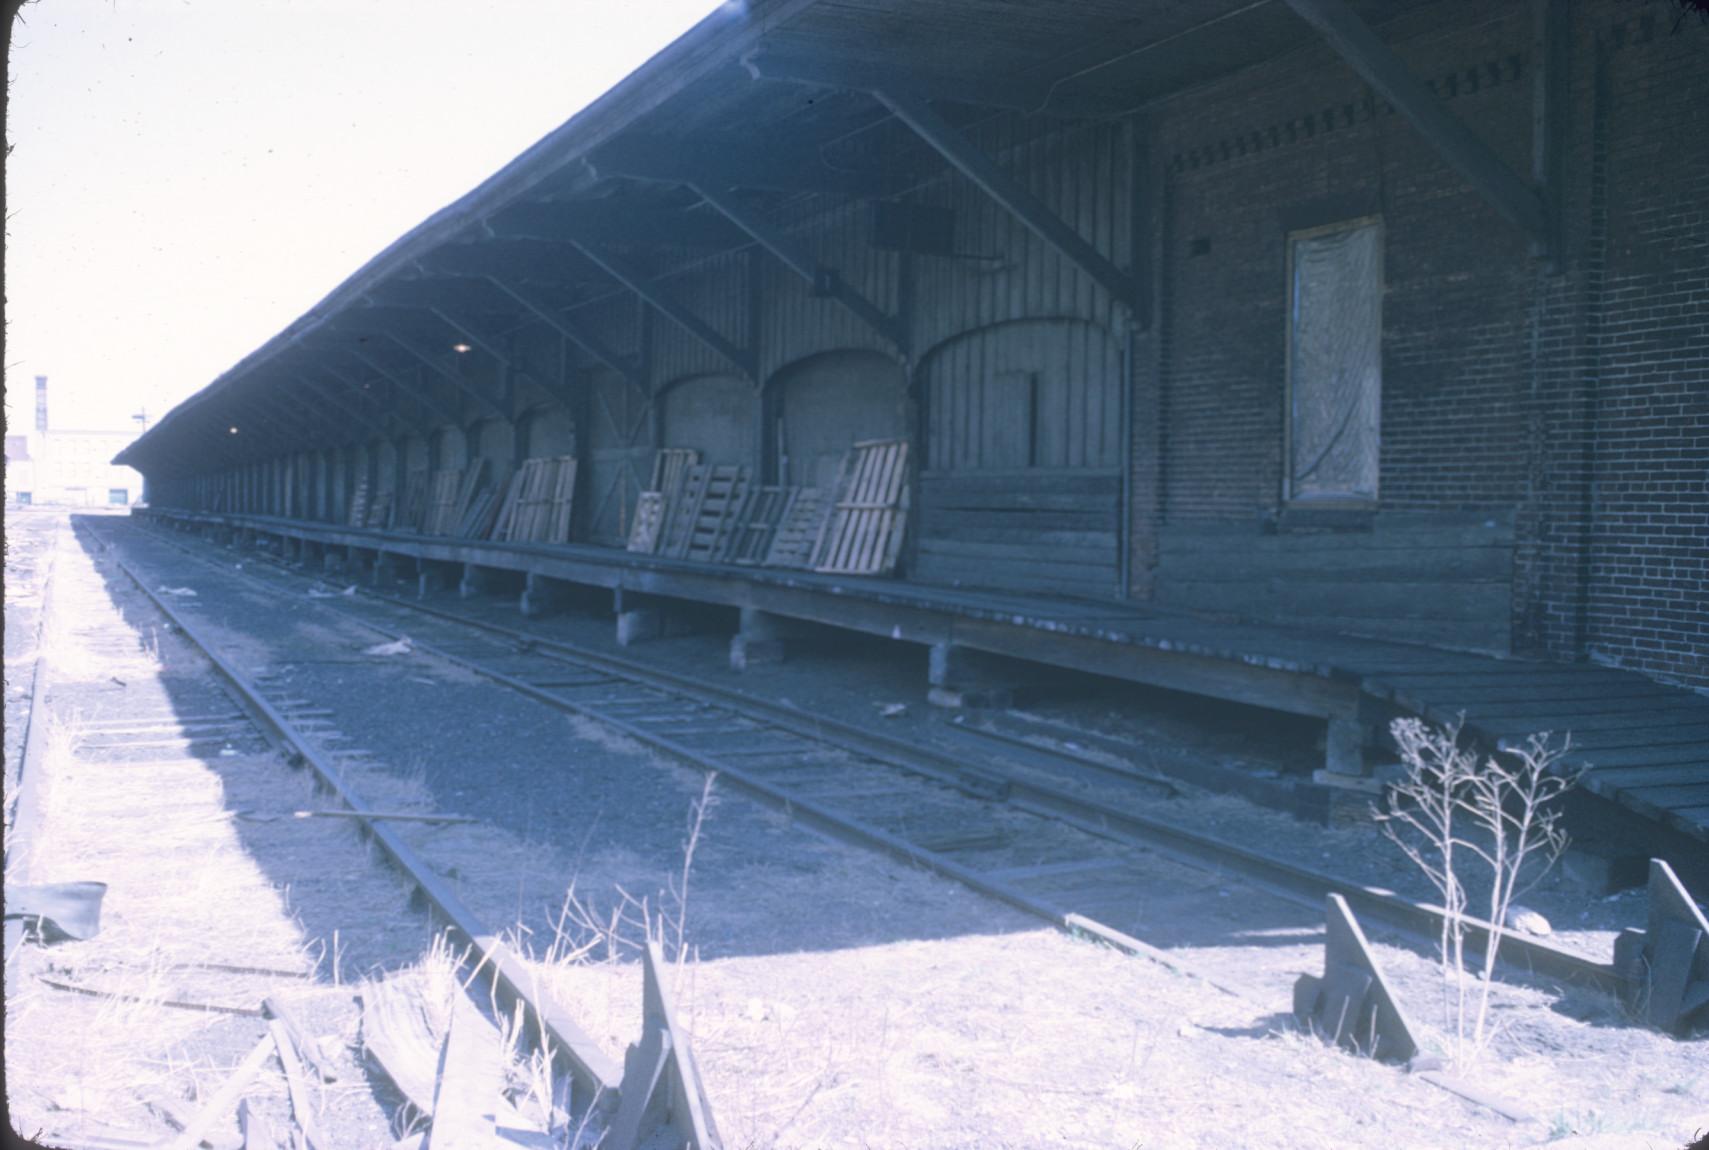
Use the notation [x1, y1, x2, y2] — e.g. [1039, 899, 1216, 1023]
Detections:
[4, 518, 65, 980]
[127, 519, 1627, 995]
[343, 575, 1626, 995]
[86, 527, 623, 1105]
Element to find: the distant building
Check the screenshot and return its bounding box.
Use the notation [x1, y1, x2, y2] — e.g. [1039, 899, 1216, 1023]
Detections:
[6, 376, 144, 506]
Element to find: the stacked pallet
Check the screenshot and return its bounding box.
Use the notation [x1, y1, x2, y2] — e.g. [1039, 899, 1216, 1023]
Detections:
[491, 456, 578, 544]
[348, 481, 371, 528]
[399, 471, 431, 532]
[365, 489, 394, 530]
[620, 443, 909, 577]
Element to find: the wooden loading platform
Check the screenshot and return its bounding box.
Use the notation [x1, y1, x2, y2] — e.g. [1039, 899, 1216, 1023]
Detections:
[138, 507, 1709, 847]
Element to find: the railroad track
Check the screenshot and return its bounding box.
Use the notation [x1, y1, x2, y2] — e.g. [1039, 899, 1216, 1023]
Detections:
[34, 519, 623, 1113]
[115, 516, 1627, 1003]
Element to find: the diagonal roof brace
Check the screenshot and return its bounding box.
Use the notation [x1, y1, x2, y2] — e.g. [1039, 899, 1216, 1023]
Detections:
[340, 346, 466, 430]
[313, 361, 430, 436]
[1281, 0, 1549, 248]
[380, 331, 510, 421]
[484, 275, 646, 386]
[692, 183, 908, 355]
[566, 241, 757, 380]
[872, 90, 1137, 309]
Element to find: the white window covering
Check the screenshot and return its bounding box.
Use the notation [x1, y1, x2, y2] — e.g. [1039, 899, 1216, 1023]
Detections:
[1287, 220, 1382, 503]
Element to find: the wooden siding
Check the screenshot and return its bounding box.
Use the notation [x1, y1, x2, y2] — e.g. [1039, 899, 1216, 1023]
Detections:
[1154, 512, 1517, 654]
[914, 470, 1122, 599]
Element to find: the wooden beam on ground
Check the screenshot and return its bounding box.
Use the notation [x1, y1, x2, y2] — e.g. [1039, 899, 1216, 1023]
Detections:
[485, 275, 646, 386]
[874, 89, 1137, 308]
[567, 241, 756, 379]
[1281, 0, 1549, 247]
[693, 184, 908, 353]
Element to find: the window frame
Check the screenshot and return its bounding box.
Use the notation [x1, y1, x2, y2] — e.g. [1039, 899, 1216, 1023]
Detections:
[1281, 214, 1385, 509]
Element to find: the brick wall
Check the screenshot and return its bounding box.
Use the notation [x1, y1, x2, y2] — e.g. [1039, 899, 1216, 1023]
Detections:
[1151, 0, 1707, 686]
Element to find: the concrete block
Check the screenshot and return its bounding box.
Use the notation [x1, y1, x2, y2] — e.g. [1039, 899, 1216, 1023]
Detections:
[729, 608, 795, 670]
[617, 609, 662, 647]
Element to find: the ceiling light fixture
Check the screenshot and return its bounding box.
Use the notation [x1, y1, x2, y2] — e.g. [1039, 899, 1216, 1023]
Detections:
[452, 342, 472, 354]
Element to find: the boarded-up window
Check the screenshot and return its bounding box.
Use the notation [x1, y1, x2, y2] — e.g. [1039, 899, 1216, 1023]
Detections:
[1286, 219, 1382, 503]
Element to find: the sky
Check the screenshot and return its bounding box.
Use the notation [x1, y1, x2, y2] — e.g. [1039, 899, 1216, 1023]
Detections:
[4, 0, 726, 438]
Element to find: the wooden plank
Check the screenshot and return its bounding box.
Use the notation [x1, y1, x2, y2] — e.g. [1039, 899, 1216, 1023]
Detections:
[1585, 765, 1709, 788]
[360, 977, 441, 1114]
[762, 487, 827, 569]
[426, 994, 504, 1149]
[163, 1033, 278, 1150]
[267, 1014, 327, 1150]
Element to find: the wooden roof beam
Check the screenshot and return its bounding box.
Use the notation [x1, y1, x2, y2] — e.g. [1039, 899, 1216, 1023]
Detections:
[585, 135, 898, 199]
[1281, 0, 1549, 248]
[487, 200, 742, 250]
[380, 331, 509, 422]
[484, 276, 646, 386]
[873, 89, 1137, 309]
[314, 362, 432, 437]
[743, 48, 1064, 116]
[339, 346, 466, 430]
[692, 183, 907, 354]
[288, 373, 390, 439]
[566, 242, 757, 380]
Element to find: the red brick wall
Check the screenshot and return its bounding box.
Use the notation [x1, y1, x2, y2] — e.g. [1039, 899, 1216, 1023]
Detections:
[1149, 0, 1708, 686]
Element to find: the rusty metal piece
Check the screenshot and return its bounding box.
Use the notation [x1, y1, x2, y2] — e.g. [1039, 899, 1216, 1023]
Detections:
[1614, 858, 1709, 1035]
[1293, 893, 1421, 1063]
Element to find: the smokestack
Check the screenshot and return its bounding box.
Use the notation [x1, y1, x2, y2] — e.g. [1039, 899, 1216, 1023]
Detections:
[34, 375, 47, 433]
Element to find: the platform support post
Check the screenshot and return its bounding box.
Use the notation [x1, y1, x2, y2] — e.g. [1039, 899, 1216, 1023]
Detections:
[927, 642, 1024, 709]
[418, 559, 456, 598]
[730, 607, 797, 670]
[521, 572, 572, 618]
[460, 563, 503, 599]
[372, 551, 405, 587]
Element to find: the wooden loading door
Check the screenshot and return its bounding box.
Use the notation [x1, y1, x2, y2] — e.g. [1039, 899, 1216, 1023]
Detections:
[916, 320, 1124, 600]
[584, 367, 657, 547]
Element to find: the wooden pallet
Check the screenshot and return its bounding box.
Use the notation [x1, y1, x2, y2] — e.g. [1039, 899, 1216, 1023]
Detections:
[400, 470, 430, 532]
[761, 487, 827, 569]
[423, 469, 465, 536]
[727, 486, 797, 565]
[627, 491, 667, 553]
[365, 489, 393, 530]
[648, 448, 699, 496]
[812, 439, 910, 576]
[493, 457, 578, 544]
[659, 464, 750, 560]
[348, 481, 370, 528]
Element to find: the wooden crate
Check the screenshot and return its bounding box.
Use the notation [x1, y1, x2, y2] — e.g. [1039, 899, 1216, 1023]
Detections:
[423, 469, 465, 536]
[812, 439, 910, 576]
[762, 487, 827, 569]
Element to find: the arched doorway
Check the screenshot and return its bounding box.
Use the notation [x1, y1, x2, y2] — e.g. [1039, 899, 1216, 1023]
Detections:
[766, 350, 906, 489]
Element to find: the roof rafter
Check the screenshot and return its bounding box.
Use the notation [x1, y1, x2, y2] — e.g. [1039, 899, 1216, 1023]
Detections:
[1280, 0, 1548, 247]
[566, 242, 756, 380]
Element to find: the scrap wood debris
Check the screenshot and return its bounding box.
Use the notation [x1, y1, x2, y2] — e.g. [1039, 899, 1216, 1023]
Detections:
[362, 637, 412, 657]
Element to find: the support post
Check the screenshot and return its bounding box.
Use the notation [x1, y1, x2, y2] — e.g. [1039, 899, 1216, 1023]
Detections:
[459, 564, 505, 600]
[927, 642, 1025, 709]
[520, 571, 573, 618]
[729, 607, 800, 670]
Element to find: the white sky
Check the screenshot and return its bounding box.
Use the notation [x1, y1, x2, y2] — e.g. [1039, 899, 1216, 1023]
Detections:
[4, 0, 725, 437]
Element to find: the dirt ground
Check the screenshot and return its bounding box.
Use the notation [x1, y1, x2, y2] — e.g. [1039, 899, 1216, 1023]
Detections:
[8, 514, 1706, 1150]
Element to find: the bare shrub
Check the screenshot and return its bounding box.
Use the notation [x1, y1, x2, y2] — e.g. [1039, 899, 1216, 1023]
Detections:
[1374, 717, 1579, 1058]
